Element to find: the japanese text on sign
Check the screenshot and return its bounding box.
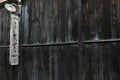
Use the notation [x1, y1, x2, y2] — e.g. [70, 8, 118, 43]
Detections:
[9, 14, 19, 65]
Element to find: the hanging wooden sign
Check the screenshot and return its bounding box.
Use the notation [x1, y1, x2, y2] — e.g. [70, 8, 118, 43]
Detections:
[9, 14, 19, 66]
[0, 0, 7, 3]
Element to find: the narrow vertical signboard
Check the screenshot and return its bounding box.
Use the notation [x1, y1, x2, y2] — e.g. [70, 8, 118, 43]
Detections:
[9, 14, 19, 66]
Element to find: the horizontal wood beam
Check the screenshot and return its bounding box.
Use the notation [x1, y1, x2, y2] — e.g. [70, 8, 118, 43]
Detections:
[0, 41, 78, 48]
[21, 41, 78, 47]
[0, 45, 9, 48]
[83, 39, 120, 44]
[1, 39, 120, 48]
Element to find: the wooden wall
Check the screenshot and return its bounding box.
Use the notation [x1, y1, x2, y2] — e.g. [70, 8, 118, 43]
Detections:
[0, 0, 120, 80]
[21, 0, 79, 80]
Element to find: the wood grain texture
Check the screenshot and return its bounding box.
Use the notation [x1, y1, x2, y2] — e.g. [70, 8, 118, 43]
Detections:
[20, 45, 79, 80]
[21, 0, 78, 44]
[0, 0, 120, 80]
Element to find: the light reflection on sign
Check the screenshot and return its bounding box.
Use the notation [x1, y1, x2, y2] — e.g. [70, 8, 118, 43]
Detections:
[0, 0, 7, 3]
[9, 14, 19, 65]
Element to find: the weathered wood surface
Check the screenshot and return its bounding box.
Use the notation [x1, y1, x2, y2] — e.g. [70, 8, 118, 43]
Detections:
[82, 0, 120, 40]
[21, 0, 78, 44]
[0, 8, 10, 45]
[0, 0, 120, 80]
[20, 45, 78, 80]
[21, 1, 79, 80]
[81, 43, 120, 80]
